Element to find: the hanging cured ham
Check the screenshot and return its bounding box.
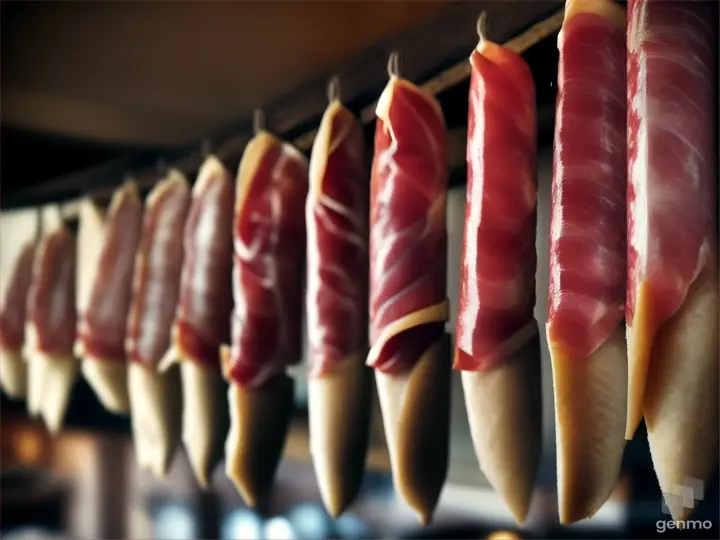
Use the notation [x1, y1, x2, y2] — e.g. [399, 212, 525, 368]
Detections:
[126, 171, 190, 477]
[626, 0, 718, 520]
[221, 124, 308, 506]
[158, 156, 234, 487]
[548, 0, 628, 524]
[76, 182, 143, 414]
[0, 241, 36, 398]
[367, 55, 451, 524]
[307, 80, 372, 518]
[454, 15, 541, 525]
[25, 223, 78, 433]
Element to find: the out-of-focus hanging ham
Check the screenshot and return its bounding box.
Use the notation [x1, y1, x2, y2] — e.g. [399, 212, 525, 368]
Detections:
[548, 0, 628, 524]
[24, 223, 78, 433]
[221, 118, 308, 507]
[306, 79, 372, 518]
[626, 0, 718, 520]
[76, 182, 143, 414]
[0, 241, 36, 398]
[366, 53, 451, 524]
[126, 171, 190, 477]
[158, 155, 234, 487]
[454, 14, 541, 525]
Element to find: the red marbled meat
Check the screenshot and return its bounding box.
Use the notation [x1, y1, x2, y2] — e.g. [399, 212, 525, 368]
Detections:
[126, 174, 191, 368]
[27, 228, 77, 355]
[0, 243, 36, 351]
[77, 184, 143, 362]
[454, 41, 537, 372]
[366, 77, 449, 375]
[173, 157, 235, 367]
[548, 10, 627, 360]
[224, 132, 309, 389]
[306, 103, 369, 378]
[627, 0, 717, 331]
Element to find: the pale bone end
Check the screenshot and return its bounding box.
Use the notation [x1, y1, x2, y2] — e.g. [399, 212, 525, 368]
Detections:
[626, 281, 652, 440]
[81, 358, 130, 414]
[461, 327, 542, 525]
[26, 352, 47, 419]
[40, 355, 79, 434]
[549, 325, 627, 524]
[375, 333, 452, 525]
[308, 352, 373, 518]
[643, 269, 719, 522]
[0, 348, 28, 399]
[180, 361, 228, 488]
[128, 362, 182, 478]
[225, 374, 295, 508]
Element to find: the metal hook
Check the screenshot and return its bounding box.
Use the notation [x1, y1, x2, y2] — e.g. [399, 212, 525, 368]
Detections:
[387, 51, 402, 78]
[327, 76, 341, 103]
[201, 138, 211, 159]
[253, 109, 266, 135]
[35, 206, 43, 242]
[477, 12, 488, 44]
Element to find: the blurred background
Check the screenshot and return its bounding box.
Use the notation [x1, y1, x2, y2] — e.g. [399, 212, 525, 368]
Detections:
[1, 1, 718, 539]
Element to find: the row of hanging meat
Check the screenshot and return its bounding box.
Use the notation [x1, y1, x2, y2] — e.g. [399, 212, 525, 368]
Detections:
[0, 0, 717, 528]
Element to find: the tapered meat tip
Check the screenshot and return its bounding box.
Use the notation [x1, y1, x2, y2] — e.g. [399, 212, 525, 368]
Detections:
[643, 268, 718, 521]
[308, 354, 372, 517]
[224, 373, 294, 507]
[550, 328, 627, 523]
[375, 334, 451, 525]
[129, 361, 182, 477]
[175, 360, 227, 487]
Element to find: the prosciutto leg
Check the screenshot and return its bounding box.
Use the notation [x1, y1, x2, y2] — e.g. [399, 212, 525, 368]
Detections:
[455, 22, 541, 525]
[626, 0, 718, 520]
[25, 225, 78, 433]
[367, 72, 451, 524]
[158, 156, 234, 487]
[307, 96, 372, 517]
[0, 242, 35, 398]
[221, 131, 308, 506]
[126, 171, 190, 477]
[548, 0, 628, 523]
[77, 182, 143, 414]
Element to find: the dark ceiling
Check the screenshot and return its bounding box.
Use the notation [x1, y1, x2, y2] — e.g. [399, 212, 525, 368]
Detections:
[0, 28, 561, 207]
[0, 127, 159, 199]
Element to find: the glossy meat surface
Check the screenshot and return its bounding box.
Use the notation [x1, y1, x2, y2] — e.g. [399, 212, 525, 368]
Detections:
[27, 228, 77, 355]
[307, 102, 369, 378]
[627, 0, 717, 329]
[77, 183, 143, 362]
[225, 132, 309, 388]
[367, 77, 449, 375]
[0, 243, 36, 351]
[454, 41, 537, 372]
[548, 7, 627, 360]
[173, 157, 234, 367]
[126, 173, 191, 368]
